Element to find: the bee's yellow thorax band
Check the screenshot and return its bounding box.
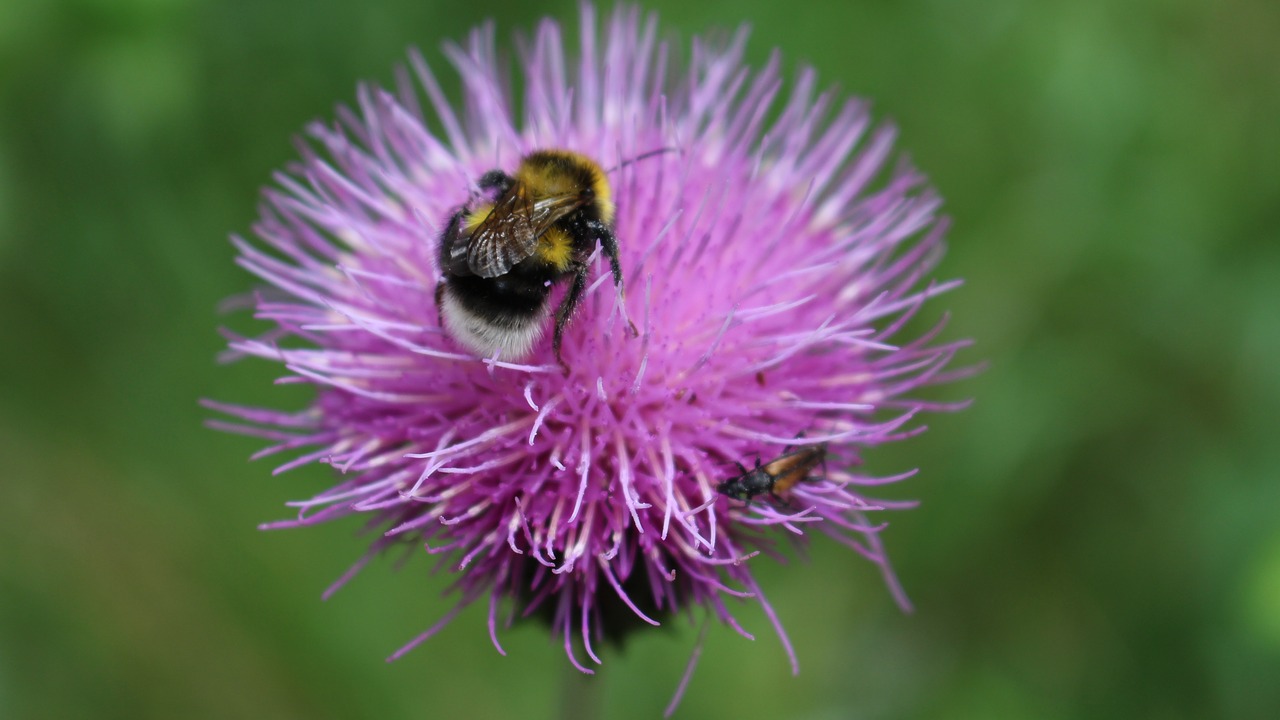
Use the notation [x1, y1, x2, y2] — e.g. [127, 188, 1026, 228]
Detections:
[515, 150, 615, 224]
[463, 204, 494, 232]
[537, 227, 575, 271]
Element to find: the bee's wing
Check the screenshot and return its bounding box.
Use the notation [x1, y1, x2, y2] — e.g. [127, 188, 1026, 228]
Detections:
[466, 185, 539, 278]
[527, 193, 588, 238]
[466, 187, 589, 278]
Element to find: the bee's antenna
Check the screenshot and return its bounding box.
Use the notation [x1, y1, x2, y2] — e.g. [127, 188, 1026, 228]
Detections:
[606, 147, 679, 173]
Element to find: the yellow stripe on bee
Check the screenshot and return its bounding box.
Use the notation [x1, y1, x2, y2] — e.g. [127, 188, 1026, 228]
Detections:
[536, 227, 574, 271]
[463, 204, 494, 231]
[515, 150, 615, 223]
[591, 172, 615, 224]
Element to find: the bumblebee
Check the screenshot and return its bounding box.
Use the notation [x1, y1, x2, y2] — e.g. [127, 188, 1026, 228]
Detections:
[717, 444, 828, 504]
[435, 149, 627, 366]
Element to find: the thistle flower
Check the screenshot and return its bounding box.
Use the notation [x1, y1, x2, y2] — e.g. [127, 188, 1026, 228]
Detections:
[210, 3, 971, 710]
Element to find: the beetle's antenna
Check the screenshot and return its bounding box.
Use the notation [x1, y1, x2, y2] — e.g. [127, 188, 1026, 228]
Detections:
[605, 147, 679, 173]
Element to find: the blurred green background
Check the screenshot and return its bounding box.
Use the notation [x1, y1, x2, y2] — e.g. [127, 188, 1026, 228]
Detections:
[3, 0, 1278, 717]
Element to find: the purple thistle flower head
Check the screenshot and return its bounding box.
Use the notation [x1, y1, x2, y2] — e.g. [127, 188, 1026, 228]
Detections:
[211, 3, 972, 708]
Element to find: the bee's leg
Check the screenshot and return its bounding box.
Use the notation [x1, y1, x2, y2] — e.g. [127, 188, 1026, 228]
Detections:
[434, 207, 468, 333]
[552, 265, 589, 372]
[585, 217, 638, 337]
[587, 219, 625, 291]
[438, 208, 470, 277]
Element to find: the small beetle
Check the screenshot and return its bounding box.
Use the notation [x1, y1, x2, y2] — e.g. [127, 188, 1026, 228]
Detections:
[717, 444, 827, 503]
